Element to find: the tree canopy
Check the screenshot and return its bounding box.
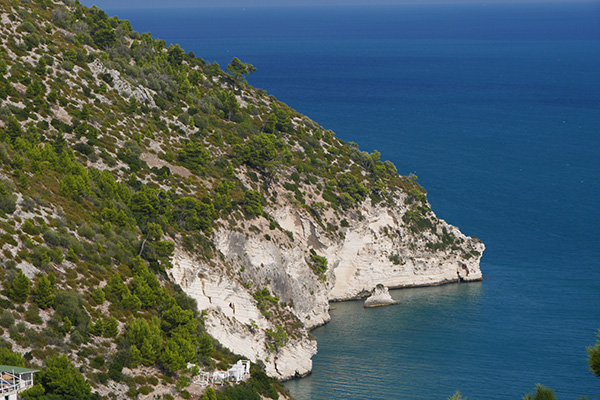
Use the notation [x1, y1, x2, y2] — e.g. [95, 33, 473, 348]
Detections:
[588, 329, 600, 378]
[226, 57, 256, 89]
[39, 354, 92, 399]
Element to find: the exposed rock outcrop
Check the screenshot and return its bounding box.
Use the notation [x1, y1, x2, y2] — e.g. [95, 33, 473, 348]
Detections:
[89, 59, 156, 107]
[363, 284, 400, 308]
[169, 184, 484, 380]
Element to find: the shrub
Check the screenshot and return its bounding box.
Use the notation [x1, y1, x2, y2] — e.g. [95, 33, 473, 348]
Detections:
[243, 190, 263, 218]
[176, 375, 191, 391]
[588, 329, 600, 378]
[53, 291, 90, 330]
[24, 304, 43, 325]
[0, 184, 17, 214]
[265, 326, 289, 353]
[61, 60, 74, 71]
[0, 310, 15, 328]
[309, 250, 328, 278]
[91, 356, 105, 369]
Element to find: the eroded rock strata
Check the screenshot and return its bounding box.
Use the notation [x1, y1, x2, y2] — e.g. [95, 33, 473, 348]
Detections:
[170, 186, 483, 379]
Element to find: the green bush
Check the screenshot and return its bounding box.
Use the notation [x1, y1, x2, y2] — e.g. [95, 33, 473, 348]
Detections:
[90, 356, 105, 369]
[25, 304, 43, 325]
[0, 310, 15, 328]
[0, 184, 17, 214]
[235, 133, 285, 170]
[243, 190, 263, 218]
[53, 291, 90, 330]
[309, 250, 328, 279]
[61, 60, 74, 71]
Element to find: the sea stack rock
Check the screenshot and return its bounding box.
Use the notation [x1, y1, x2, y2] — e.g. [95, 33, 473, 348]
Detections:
[364, 284, 400, 308]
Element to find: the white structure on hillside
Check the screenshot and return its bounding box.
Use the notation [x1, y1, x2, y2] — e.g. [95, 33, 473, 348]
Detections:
[0, 365, 39, 400]
[227, 360, 250, 382]
[192, 360, 251, 386]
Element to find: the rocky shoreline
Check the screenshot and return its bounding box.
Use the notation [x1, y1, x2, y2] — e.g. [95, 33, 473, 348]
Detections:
[170, 185, 484, 380]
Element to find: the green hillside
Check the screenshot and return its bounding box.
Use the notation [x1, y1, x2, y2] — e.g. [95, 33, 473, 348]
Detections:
[0, 0, 468, 399]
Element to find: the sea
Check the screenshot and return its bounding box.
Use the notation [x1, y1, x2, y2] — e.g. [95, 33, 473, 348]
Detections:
[98, 2, 600, 399]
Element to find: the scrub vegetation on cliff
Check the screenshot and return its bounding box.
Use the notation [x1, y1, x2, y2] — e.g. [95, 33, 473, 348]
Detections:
[0, 0, 486, 398]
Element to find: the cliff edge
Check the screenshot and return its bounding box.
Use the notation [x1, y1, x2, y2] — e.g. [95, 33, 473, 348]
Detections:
[170, 180, 483, 379]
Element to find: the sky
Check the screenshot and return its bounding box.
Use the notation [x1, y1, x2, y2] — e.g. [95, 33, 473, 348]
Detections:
[79, 0, 588, 9]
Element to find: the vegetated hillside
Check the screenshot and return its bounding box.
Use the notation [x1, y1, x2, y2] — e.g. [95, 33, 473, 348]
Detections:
[0, 0, 483, 399]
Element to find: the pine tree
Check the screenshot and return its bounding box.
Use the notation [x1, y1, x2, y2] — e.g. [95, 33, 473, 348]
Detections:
[0, 347, 24, 367]
[35, 57, 47, 76]
[588, 329, 600, 378]
[10, 271, 31, 304]
[33, 274, 54, 309]
[522, 384, 557, 400]
[5, 117, 23, 145]
[129, 345, 142, 368]
[201, 387, 217, 400]
[40, 354, 91, 399]
[90, 287, 105, 305]
[199, 333, 213, 357]
[160, 339, 186, 373]
[104, 317, 119, 338]
[88, 319, 104, 336]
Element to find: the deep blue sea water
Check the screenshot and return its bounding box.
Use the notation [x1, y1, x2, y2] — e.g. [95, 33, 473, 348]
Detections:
[100, 3, 600, 399]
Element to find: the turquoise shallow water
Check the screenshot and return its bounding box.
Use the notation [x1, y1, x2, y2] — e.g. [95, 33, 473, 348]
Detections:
[92, 3, 600, 398]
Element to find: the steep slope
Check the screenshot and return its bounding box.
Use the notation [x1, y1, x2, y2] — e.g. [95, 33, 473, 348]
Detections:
[0, 0, 483, 396]
[170, 172, 483, 378]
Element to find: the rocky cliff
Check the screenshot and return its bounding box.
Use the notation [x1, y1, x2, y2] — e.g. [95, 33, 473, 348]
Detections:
[170, 177, 484, 379]
[0, 1, 484, 393]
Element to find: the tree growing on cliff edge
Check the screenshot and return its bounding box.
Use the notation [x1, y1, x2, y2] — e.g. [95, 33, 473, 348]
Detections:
[588, 329, 600, 377]
[226, 57, 256, 90]
[522, 384, 557, 400]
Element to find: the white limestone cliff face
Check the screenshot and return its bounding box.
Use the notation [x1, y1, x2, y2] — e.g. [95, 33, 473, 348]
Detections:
[169, 186, 483, 380]
[169, 249, 317, 379]
[323, 195, 484, 301]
